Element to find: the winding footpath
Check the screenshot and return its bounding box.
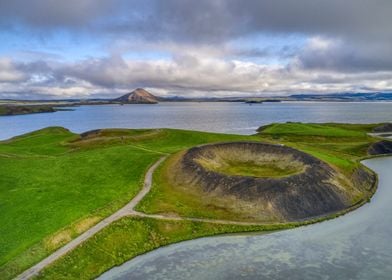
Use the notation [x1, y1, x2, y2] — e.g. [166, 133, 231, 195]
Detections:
[16, 156, 167, 280]
[16, 155, 263, 280]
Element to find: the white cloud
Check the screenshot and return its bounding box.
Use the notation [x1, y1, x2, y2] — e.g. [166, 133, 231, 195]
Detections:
[1, 51, 392, 99]
[1, 1, 392, 98]
[0, 58, 27, 83]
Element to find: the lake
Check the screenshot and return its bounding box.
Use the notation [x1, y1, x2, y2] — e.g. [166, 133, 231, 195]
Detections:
[1, 101, 392, 140]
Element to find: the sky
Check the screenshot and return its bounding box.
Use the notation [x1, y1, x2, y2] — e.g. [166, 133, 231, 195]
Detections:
[0, 0, 391, 99]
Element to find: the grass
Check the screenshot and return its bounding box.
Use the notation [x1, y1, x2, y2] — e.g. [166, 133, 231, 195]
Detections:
[207, 160, 303, 177]
[35, 216, 297, 280]
[0, 128, 163, 279]
[136, 148, 305, 222]
[136, 151, 266, 221]
[257, 122, 374, 137]
[0, 127, 254, 279]
[258, 123, 379, 172]
[0, 122, 388, 279]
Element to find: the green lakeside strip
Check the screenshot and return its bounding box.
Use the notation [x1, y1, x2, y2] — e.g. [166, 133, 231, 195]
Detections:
[32, 216, 315, 280]
[0, 105, 58, 116]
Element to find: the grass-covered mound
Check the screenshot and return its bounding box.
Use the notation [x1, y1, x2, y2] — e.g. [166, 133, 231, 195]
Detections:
[137, 123, 387, 223]
[173, 142, 356, 221]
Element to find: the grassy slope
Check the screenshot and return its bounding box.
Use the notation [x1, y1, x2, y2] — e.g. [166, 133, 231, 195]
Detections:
[0, 127, 254, 279]
[1, 123, 385, 279]
[0, 128, 163, 278]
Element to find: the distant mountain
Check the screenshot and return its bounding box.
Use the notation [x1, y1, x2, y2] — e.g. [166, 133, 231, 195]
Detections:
[113, 88, 158, 104]
[288, 92, 392, 101]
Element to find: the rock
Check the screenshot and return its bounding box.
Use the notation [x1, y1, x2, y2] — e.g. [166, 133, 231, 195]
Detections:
[372, 123, 392, 133]
[368, 140, 392, 155]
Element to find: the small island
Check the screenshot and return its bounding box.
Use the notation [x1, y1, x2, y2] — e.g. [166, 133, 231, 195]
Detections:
[245, 100, 263, 104]
[0, 104, 57, 116]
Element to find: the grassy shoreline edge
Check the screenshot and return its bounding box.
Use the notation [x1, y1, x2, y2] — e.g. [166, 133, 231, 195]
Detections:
[35, 155, 380, 280]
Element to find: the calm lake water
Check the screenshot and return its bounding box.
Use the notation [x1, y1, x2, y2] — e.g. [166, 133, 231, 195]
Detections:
[1, 101, 392, 140]
[100, 157, 392, 280]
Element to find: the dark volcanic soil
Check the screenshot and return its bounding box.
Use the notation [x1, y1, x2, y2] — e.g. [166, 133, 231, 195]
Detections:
[176, 142, 375, 221]
[372, 123, 392, 133]
[368, 140, 392, 155]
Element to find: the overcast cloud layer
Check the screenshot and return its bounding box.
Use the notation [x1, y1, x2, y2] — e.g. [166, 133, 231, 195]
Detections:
[0, 0, 391, 98]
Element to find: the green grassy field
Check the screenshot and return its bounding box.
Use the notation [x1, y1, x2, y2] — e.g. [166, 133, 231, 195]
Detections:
[0, 127, 253, 279]
[0, 128, 164, 278]
[0, 123, 388, 279]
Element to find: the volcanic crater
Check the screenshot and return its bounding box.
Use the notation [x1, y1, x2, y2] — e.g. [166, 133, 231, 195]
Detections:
[174, 142, 375, 221]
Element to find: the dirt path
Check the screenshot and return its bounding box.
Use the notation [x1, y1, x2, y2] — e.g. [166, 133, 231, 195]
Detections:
[16, 154, 266, 279]
[16, 156, 167, 280]
[131, 211, 265, 226]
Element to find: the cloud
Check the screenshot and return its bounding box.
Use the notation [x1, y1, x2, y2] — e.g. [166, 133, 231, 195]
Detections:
[0, 58, 27, 83]
[1, 53, 392, 99]
[294, 36, 392, 72]
[0, 0, 392, 98]
[0, 0, 113, 28]
[2, 0, 391, 43]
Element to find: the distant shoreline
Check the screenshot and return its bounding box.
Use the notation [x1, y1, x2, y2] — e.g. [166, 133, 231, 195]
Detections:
[1, 99, 392, 116]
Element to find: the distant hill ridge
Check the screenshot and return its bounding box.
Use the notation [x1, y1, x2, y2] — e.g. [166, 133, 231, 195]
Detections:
[289, 92, 392, 101]
[113, 88, 158, 104]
